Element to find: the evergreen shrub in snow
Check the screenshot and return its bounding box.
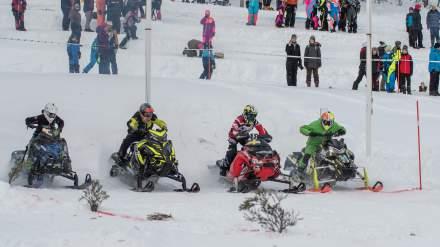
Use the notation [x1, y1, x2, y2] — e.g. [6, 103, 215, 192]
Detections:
[79, 180, 109, 212]
[239, 190, 300, 233]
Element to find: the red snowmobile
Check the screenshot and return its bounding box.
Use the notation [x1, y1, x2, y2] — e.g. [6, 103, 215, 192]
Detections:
[225, 134, 305, 193]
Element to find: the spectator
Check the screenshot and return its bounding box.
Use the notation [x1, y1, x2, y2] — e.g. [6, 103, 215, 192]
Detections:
[83, 0, 95, 32]
[11, 0, 27, 31]
[69, 3, 82, 41]
[346, 0, 360, 33]
[67, 35, 81, 73]
[304, 35, 321, 87]
[119, 6, 140, 49]
[378, 41, 387, 91]
[97, 24, 111, 74]
[372, 47, 381, 91]
[428, 43, 440, 96]
[413, 3, 425, 48]
[352, 43, 380, 91]
[284, 0, 298, 28]
[285, 34, 303, 86]
[247, 0, 260, 25]
[152, 0, 162, 20]
[200, 10, 215, 46]
[200, 43, 216, 80]
[61, 0, 72, 31]
[426, 5, 440, 47]
[338, 0, 347, 32]
[82, 37, 98, 73]
[381, 45, 393, 92]
[106, 0, 124, 34]
[406, 7, 415, 48]
[140, 0, 146, 18]
[109, 29, 119, 75]
[398, 45, 413, 94]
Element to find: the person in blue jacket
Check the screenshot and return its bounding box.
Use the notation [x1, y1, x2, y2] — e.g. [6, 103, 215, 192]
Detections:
[247, 0, 260, 25]
[428, 43, 440, 96]
[67, 35, 81, 73]
[82, 37, 98, 73]
[200, 43, 216, 80]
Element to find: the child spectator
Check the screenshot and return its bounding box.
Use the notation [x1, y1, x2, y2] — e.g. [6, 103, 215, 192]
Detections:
[398, 45, 413, 94]
[200, 43, 216, 80]
[67, 35, 81, 73]
[247, 0, 260, 25]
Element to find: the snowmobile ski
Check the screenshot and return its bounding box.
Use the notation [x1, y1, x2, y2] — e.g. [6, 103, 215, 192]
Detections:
[64, 174, 92, 190]
[279, 182, 307, 194]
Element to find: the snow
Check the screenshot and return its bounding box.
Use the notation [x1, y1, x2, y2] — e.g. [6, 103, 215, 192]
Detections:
[0, 0, 440, 246]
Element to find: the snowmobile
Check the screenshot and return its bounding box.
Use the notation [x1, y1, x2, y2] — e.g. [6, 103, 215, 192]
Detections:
[110, 128, 200, 192]
[9, 127, 92, 189]
[215, 134, 306, 193]
[284, 138, 383, 192]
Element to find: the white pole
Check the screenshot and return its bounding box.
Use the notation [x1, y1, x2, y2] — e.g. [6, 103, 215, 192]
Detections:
[145, 0, 152, 103]
[366, 0, 373, 157]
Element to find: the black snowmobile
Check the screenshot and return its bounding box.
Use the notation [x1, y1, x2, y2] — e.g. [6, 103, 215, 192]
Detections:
[110, 128, 200, 192]
[284, 138, 383, 192]
[9, 127, 92, 189]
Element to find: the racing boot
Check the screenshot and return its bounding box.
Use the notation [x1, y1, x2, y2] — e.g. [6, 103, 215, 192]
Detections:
[216, 159, 229, 177]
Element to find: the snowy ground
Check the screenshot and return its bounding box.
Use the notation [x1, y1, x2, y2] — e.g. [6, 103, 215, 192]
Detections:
[0, 1, 439, 246]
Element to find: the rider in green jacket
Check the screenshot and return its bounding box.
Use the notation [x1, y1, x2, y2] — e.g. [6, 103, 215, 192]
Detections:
[298, 111, 346, 173]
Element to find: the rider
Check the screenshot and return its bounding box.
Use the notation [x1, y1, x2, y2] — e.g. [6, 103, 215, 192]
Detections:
[116, 103, 167, 166]
[24, 103, 70, 172]
[25, 103, 64, 137]
[297, 111, 346, 176]
[218, 105, 270, 176]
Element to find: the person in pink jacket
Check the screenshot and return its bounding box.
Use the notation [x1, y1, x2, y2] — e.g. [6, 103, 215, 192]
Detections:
[200, 9, 215, 46]
[11, 0, 26, 31]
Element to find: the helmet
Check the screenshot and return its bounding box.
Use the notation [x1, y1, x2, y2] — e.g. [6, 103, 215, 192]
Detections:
[43, 103, 58, 124]
[321, 111, 335, 131]
[139, 103, 154, 117]
[243, 105, 257, 124]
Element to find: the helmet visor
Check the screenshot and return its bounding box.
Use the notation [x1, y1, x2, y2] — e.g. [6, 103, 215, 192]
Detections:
[322, 119, 333, 130]
[244, 113, 257, 123]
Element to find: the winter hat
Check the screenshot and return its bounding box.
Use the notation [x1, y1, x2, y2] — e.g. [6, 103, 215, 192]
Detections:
[435, 42, 440, 49]
[402, 45, 408, 51]
[385, 45, 392, 52]
[415, 3, 421, 11]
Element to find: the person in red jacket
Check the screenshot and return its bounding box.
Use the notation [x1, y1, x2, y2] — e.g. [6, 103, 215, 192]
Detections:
[398, 45, 414, 94]
[11, 0, 26, 31]
[217, 105, 271, 176]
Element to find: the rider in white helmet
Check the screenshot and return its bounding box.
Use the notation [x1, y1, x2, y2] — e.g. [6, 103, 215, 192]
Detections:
[25, 103, 64, 137]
